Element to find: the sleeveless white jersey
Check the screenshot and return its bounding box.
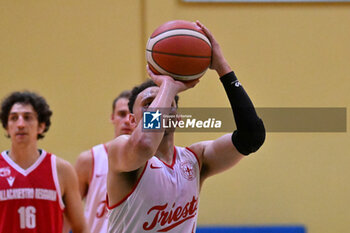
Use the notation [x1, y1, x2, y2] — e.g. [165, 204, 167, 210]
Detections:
[107, 146, 200, 233]
[84, 144, 109, 233]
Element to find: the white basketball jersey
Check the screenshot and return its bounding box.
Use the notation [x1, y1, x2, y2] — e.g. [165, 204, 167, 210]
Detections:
[108, 146, 200, 233]
[84, 144, 109, 233]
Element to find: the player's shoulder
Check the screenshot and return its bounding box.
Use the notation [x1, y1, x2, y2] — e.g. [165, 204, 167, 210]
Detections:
[55, 157, 76, 185]
[77, 149, 92, 161]
[55, 157, 79, 196]
[109, 134, 131, 150]
[56, 157, 75, 173]
[187, 140, 211, 157]
[75, 146, 96, 169]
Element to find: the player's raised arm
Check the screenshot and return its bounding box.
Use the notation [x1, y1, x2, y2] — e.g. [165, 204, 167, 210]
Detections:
[190, 21, 266, 182]
[108, 70, 199, 173]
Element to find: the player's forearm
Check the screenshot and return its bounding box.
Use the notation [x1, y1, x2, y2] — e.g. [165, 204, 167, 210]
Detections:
[221, 71, 265, 155]
[214, 57, 232, 77]
[139, 81, 176, 144]
[121, 81, 178, 170]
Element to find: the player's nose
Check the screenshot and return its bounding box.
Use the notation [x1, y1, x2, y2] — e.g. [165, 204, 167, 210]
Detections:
[17, 116, 26, 127]
[123, 116, 131, 125]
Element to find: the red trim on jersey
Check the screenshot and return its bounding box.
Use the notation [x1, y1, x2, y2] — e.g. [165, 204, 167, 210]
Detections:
[107, 161, 148, 210]
[86, 144, 106, 199]
[158, 146, 177, 169]
[185, 147, 201, 169]
[50, 153, 65, 210]
[89, 148, 95, 185]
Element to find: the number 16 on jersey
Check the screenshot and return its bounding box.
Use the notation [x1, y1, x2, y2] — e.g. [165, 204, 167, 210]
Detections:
[18, 206, 36, 229]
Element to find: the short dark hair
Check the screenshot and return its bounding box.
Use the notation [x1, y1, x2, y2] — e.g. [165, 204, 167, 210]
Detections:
[112, 90, 131, 113]
[0, 91, 52, 139]
[128, 79, 179, 113]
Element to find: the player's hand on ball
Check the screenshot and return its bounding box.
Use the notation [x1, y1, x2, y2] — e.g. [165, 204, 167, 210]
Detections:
[147, 65, 199, 93]
[196, 21, 231, 77]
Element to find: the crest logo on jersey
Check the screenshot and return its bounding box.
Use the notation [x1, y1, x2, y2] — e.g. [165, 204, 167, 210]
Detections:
[0, 167, 11, 177]
[143, 110, 162, 129]
[7, 176, 15, 187]
[180, 161, 196, 181]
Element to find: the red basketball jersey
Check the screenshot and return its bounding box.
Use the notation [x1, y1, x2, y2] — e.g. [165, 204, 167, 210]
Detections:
[0, 150, 64, 232]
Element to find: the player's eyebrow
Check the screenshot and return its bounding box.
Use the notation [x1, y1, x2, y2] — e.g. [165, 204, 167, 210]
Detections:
[116, 109, 129, 115]
[9, 111, 36, 116]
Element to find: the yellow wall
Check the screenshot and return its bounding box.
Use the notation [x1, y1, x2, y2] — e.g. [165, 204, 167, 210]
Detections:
[1, 1, 350, 233]
[0, 1, 144, 156]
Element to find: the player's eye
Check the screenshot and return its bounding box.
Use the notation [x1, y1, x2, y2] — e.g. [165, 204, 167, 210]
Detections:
[118, 112, 127, 118]
[9, 115, 18, 121]
[24, 115, 31, 121]
[144, 102, 151, 108]
[23, 114, 35, 121]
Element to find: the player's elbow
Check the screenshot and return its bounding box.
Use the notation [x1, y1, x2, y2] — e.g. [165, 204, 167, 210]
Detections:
[118, 137, 155, 171]
[109, 135, 156, 172]
[232, 118, 266, 155]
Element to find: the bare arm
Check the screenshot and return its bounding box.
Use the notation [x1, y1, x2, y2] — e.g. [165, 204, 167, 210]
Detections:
[189, 134, 244, 185]
[108, 72, 199, 173]
[57, 158, 89, 233]
[107, 70, 199, 206]
[74, 150, 92, 198]
[190, 22, 265, 184]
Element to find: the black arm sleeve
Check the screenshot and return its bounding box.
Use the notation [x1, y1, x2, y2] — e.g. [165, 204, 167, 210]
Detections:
[220, 71, 265, 155]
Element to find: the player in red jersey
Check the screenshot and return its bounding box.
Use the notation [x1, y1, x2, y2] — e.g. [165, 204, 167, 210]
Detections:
[0, 91, 89, 233]
[75, 90, 134, 233]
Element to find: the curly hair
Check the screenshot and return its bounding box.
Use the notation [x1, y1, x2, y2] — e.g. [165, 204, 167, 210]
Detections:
[128, 79, 179, 113]
[0, 91, 52, 139]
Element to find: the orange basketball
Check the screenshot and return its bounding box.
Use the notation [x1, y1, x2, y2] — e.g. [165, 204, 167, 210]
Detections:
[146, 20, 212, 81]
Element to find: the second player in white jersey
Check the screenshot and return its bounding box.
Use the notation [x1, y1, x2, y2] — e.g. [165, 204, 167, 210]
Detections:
[108, 146, 200, 233]
[75, 90, 133, 233]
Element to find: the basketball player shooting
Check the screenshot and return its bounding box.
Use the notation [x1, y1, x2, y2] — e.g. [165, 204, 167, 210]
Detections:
[106, 21, 265, 233]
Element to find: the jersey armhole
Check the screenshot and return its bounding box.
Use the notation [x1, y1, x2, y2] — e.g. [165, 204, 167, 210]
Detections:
[51, 155, 65, 210]
[185, 147, 201, 169]
[107, 161, 148, 210]
[89, 148, 95, 185]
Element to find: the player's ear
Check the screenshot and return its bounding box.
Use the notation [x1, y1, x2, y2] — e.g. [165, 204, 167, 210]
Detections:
[38, 122, 45, 134]
[110, 113, 115, 123]
[129, 113, 136, 127]
[5, 127, 10, 138]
